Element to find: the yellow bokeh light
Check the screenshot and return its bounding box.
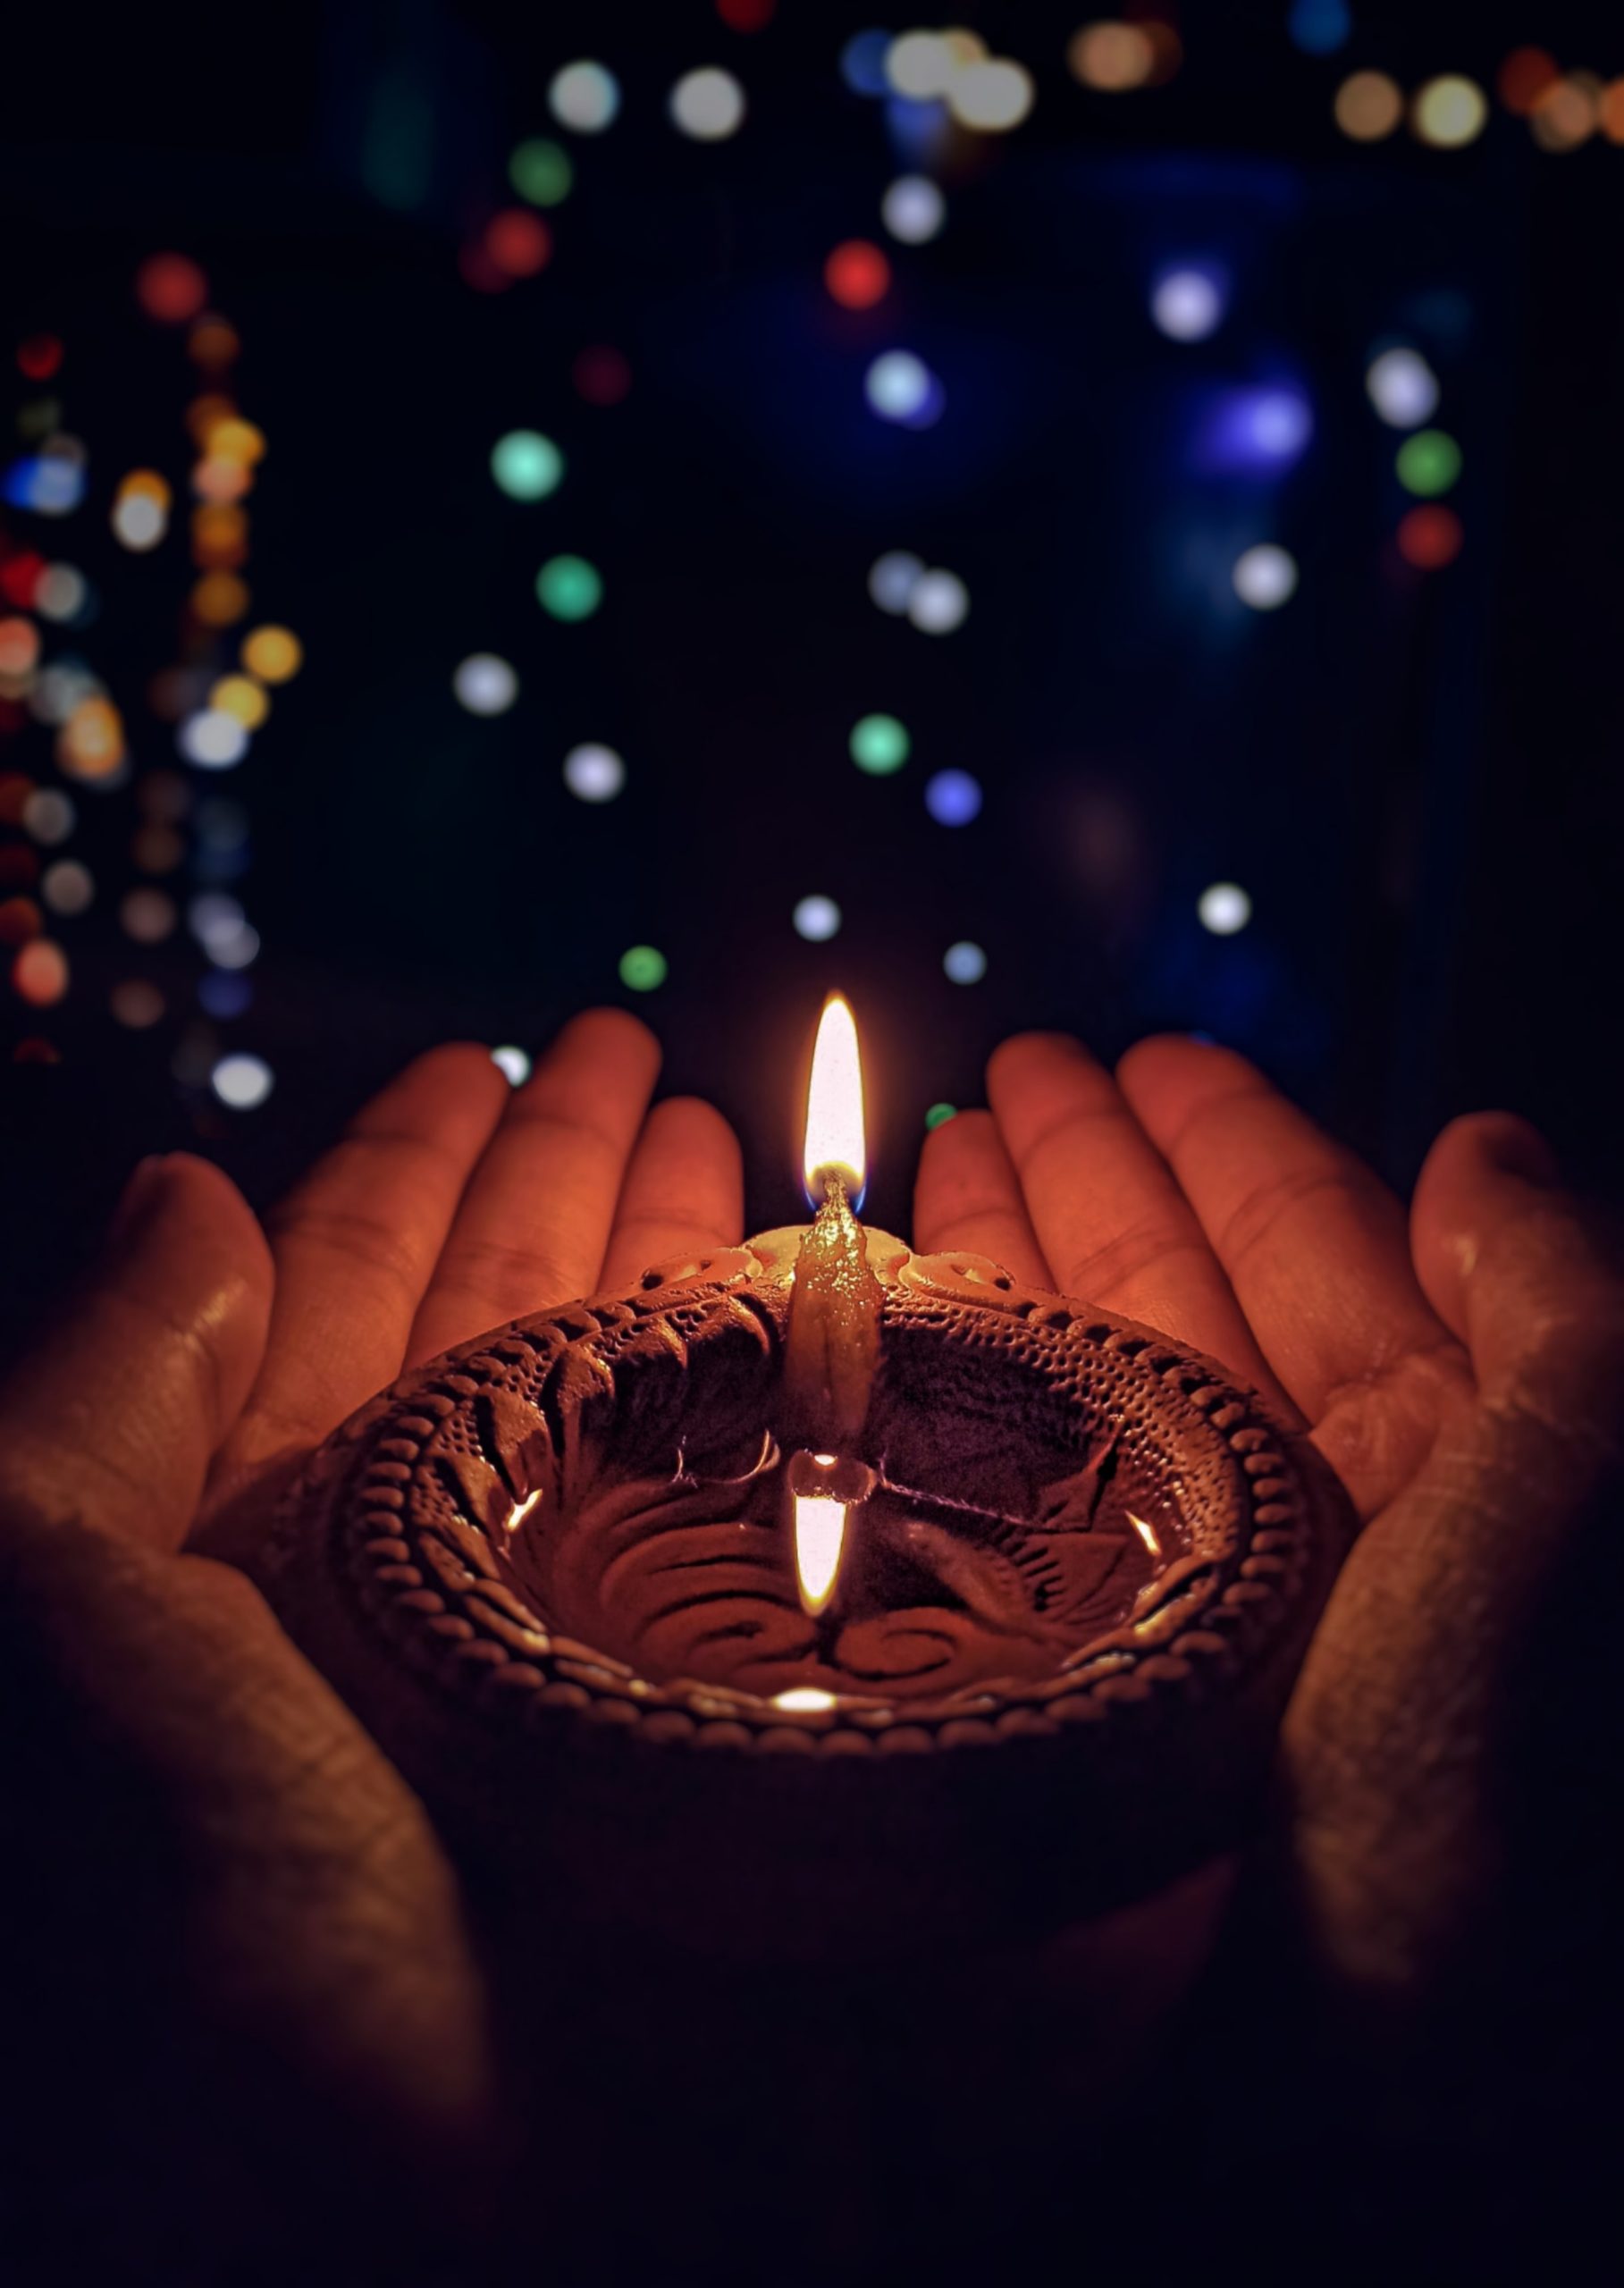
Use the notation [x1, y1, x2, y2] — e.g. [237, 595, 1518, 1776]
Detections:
[1334, 70, 1403, 140]
[209, 674, 270, 729]
[191, 572, 251, 627]
[241, 625, 302, 683]
[1067, 22, 1154, 92]
[118, 467, 172, 508]
[57, 697, 126, 782]
[207, 417, 266, 465]
[1411, 74, 1488, 148]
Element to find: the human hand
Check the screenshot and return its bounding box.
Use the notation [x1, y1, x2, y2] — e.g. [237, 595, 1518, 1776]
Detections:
[0, 1011, 742, 2277]
[913, 1032, 1622, 2014]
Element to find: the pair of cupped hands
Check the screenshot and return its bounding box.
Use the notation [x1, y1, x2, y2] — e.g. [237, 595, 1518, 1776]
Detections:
[2, 1008, 1618, 2260]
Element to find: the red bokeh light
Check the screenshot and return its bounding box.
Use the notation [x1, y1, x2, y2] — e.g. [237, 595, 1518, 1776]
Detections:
[485, 210, 552, 278]
[824, 240, 891, 311]
[136, 254, 208, 324]
[0, 897, 45, 949]
[459, 243, 511, 295]
[0, 551, 46, 609]
[17, 335, 63, 381]
[1397, 505, 1464, 570]
[573, 344, 632, 405]
[0, 845, 39, 889]
[1497, 46, 1560, 116]
[717, 0, 776, 28]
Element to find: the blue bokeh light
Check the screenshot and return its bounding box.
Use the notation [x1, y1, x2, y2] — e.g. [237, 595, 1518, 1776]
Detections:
[1287, 0, 1351, 56]
[925, 769, 982, 826]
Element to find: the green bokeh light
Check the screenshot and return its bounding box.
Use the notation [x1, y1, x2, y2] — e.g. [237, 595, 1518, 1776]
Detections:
[492, 429, 564, 501]
[618, 944, 668, 992]
[536, 554, 603, 620]
[1395, 429, 1461, 498]
[849, 712, 910, 774]
[509, 138, 573, 206]
[924, 1102, 957, 1130]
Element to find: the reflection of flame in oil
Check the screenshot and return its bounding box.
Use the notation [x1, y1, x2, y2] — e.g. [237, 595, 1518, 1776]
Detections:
[802, 990, 866, 1205]
[1127, 1510, 1161, 1558]
[794, 1493, 849, 1615]
[771, 1687, 837, 1712]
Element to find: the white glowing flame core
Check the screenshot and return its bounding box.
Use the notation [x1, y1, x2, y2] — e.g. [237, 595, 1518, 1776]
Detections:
[802, 991, 866, 1199]
[793, 1493, 848, 1615]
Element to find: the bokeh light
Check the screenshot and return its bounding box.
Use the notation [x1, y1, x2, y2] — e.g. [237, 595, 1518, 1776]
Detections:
[1198, 881, 1252, 934]
[121, 888, 178, 944]
[1287, 0, 1351, 55]
[825, 240, 890, 310]
[0, 618, 40, 675]
[198, 971, 253, 1017]
[180, 709, 249, 769]
[492, 429, 564, 500]
[849, 713, 909, 774]
[573, 345, 632, 405]
[924, 770, 982, 826]
[485, 210, 552, 278]
[886, 31, 959, 99]
[549, 61, 620, 134]
[1150, 267, 1225, 342]
[1497, 47, 1560, 116]
[536, 554, 602, 620]
[923, 1102, 957, 1130]
[1397, 505, 1464, 569]
[1366, 347, 1440, 428]
[1233, 544, 1298, 610]
[907, 568, 968, 634]
[509, 139, 573, 205]
[16, 335, 63, 381]
[190, 572, 250, 626]
[841, 30, 891, 97]
[1530, 77, 1600, 154]
[136, 253, 207, 324]
[1412, 76, 1488, 149]
[12, 938, 68, 1005]
[209, 675, 269, 729]
[949, 60, 1035, 133]
[869, 551, 923, 613]
[41, 859, 93, 916]
[563, 743, 626, 802]
[58, 696, 126, 780]
[793, 894, 842, 942]
[865, 350, 944, 428]
[1068, 23, 1155, 93]
[241, 625, 301, 683]
[34, 565, 88, 623]
[716, 0, 775, 27]
[618, 944, 668, 991]
[212, 1051, 274, 1109]
[492, 1045, 532, 1085]
[670, 68, 746, 141]
[453, 654, 518, 716]
[1334, 70, 1403, 141]
[880, 175, 945, 246]
[21, 789, 74, 845]
[110, 980, 164, 1029]
[943, 939, 986, 983]
[1396, 429, 1462, 497]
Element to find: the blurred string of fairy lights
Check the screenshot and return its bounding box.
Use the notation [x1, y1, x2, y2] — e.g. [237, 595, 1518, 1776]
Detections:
[2, 14, 1591, 1115]
[2, 253, 302, 1110]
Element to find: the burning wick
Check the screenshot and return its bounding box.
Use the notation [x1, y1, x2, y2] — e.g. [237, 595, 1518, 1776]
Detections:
[780, 994, 885, 1455]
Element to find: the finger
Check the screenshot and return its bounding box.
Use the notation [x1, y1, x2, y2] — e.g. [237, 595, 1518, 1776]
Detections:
[912, 1109, 1052, 1290]
[1118, 1036, 1473, 1515]
[219, 1044, 509, 1487]
[408, 1007, 661, 1363]
[0, 1156, 271, 1552]
[1413, 1112, 1624, 1434]
[597, 1096, 745, 1291]
[987, 1032, 1282, 1396]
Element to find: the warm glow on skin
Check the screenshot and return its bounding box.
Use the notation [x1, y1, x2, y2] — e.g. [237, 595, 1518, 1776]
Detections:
[802, 991, 865, 1201]
[793, 1493, 848, 1614]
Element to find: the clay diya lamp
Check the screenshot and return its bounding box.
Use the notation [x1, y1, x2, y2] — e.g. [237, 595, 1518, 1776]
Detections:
[264, 997, 1353, 1959]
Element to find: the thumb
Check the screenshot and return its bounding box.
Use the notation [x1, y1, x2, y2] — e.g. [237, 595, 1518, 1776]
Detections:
[0, 1154, 273, 1552]
[1411, 1111, 1624, 1446]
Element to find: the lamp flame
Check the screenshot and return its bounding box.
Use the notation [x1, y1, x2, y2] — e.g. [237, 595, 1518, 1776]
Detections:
[793, 1491, 849, 1616]
[802, 991, 866, 1206]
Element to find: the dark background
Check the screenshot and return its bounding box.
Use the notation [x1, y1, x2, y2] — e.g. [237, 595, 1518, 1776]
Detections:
[3, 1, 1620, 1359]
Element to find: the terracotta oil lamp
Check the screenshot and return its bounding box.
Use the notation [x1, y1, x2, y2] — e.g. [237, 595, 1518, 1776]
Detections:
[265, 997, 1352, 1958]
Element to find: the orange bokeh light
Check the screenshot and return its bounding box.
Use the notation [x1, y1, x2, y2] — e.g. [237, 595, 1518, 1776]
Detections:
[193, 503, 249, 568]
[192, 572, 251, 627]
[824, 240, 891, 311]
[0, 618, 41, 677]
[12, 937, 69, 1005]
[57, 696, 126, 781]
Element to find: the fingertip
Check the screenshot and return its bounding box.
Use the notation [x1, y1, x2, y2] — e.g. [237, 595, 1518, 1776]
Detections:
[985, 1030, 1091, 1101]
[559, 1005, 661, 1070]
[644, 1094, 744, 1177]
[1115, 1032, 1258, 1115]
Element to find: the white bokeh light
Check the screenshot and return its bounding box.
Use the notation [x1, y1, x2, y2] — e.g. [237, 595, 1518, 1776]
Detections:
[22, 789, 75, 845]
[669, 67, 745, 140]
[943, 939, 987, 984]
[949, 59, 1034, 131]
[452, 653, 518, 716]
[881, 175, 946, 245]
[865, 350, 940, 425]
[549, 60, 620, 133]
[1150, 268, 1224, 342]
[886, 31, 957, 98]
[41, 859, 94, 915]
[907, 568, 969, 634]
[869, 551, 923, 613]
[563, 743, 626, 803]
[492, 1045, 532, 1086]
[1366, 347, 1440, 429]
[1199, 881, 1253, 935]
[35, 565, 87, 622]
[793, 894, 842, 943]
[212, 1052, 274, 1110]
[179, 709, 249, 768]
[1233, 544, 1299, 610]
